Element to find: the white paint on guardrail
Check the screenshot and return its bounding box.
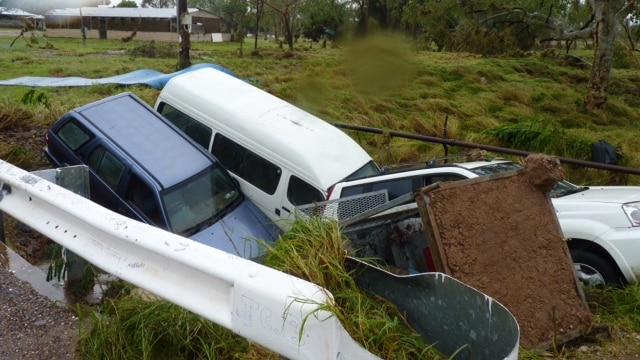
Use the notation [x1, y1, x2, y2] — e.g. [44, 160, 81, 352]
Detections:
[0, 160, 380, 360]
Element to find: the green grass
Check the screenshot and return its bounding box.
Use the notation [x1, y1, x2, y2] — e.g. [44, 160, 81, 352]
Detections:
[265, 217, 442, 359]
[75, 292, 279, 360]
[3, 30, 640, 359]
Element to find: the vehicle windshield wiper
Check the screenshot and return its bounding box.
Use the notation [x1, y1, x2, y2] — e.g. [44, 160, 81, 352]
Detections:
[558, 186, 589, 197]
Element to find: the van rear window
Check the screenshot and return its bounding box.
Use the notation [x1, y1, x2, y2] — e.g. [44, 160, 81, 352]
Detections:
[57, 120, 92, 151]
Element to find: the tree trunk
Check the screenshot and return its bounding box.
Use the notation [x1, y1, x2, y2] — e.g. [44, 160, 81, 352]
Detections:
[584, 0, 635, 110]
[283, 10, 294, 50]
[177, 0, 191, 70]
[254, 0, 264, 50]
[585, 8, 616, 109]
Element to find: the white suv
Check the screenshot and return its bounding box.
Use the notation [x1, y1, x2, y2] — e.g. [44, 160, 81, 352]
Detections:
[322, 158, 640, 287]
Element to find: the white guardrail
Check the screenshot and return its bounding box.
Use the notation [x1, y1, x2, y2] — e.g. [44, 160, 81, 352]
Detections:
[0, 160, 380, 360]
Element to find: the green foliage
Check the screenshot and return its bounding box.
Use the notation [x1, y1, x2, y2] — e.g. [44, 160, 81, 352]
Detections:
[117, 0, 138, 7]
[45, 244, 67, 283]
[299, 0, 351, 41]
[1, 145, 40, 169]
[46, 245, 98, 298]
[265, 217, 442, 359]
[612, 41, 639, 69]
[589, 283, 640, 331]
[484, 117, 592, 160]
[77, 296, 264, 360]
[21, 89, 51, 110]
[127, 40, 178, 58]
[0, 98, 32, 131]
[454, 20, 520, 55]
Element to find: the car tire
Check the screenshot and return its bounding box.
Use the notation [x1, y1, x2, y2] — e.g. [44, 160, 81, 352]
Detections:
[570, 249, 624, 288]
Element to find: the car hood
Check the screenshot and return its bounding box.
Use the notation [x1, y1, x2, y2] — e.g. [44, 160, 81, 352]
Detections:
[556, 186, 640, 204]
[189, 199, 281, 261]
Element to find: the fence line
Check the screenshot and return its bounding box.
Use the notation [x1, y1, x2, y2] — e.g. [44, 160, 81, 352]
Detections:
[333, 123, 640, 175]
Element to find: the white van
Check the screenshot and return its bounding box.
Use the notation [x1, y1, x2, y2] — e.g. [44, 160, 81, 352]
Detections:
[155, 67, 380, 229]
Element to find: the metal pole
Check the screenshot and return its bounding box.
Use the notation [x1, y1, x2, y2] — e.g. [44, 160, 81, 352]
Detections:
[333, 123, 640, 176]
[0, 211, 5, 243]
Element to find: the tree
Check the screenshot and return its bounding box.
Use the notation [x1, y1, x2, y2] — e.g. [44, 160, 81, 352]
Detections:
[177, 0, 191, 69]
[117, 0, 138, 7]
[298, 0, 350, 42]
[400, 0, 464, 51]
[264, 0, 301, 50]
[581, 1, 637, 110]
[352, 0, 370, 36]
[467, 1, 638, 110]
[141, 0, 176, 7]
[252, 0, 265, 50]
[191, 0, 249, 41]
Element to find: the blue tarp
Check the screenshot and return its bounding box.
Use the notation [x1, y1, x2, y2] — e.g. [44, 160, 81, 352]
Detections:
[0, 63, 236, 90]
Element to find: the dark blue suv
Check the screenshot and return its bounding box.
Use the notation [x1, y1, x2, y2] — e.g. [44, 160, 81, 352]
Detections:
[44, 92, 281, 260]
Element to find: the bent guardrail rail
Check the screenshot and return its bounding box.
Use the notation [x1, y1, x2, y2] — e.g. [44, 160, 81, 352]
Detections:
[298, 195, 521, 359]
[0, 160, 379, 360]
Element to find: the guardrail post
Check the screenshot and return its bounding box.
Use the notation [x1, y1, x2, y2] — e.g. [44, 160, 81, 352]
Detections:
[31, 166, 91, 297]
[0, 160, 382, 359]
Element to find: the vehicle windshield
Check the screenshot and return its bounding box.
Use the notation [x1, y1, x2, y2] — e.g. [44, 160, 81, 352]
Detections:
[469, 161, 587, 198]
[162, 166, 240, 235]
[344, 160, 381, 181]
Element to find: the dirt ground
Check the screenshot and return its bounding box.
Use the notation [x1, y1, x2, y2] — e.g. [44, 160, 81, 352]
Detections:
[0, 119, 81, 359]
[0, 246, 79, 360]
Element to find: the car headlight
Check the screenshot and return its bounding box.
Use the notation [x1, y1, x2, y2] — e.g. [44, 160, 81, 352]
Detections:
[622, 202, 640, 226]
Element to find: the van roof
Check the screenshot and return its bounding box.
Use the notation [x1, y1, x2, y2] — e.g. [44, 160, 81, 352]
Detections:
[157, 68, 376, 191]
[75, 92, 213, 188]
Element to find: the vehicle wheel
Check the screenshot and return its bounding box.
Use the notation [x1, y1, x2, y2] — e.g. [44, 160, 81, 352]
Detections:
[570, 249, 624, 288]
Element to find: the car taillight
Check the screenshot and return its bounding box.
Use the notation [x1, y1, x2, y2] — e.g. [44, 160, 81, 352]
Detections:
[326, 186, 334, 200]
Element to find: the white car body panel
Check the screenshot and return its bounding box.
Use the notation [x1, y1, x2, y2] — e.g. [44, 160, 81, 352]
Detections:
[327, 160, 640, 284]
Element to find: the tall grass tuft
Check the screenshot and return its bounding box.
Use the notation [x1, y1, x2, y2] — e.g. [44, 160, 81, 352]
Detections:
[0, 98, 33, 132]
[587, 283, 640, 331]
[484, 117, 592, 160]
[265, 217, 442, 359]
[76, 295, 278, 360]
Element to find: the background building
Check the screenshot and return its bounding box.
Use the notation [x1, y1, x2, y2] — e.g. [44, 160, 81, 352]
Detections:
[44, 7, 226, 42]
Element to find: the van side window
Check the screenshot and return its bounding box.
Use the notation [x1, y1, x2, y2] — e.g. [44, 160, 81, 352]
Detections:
[127, 174, 163, 226]
[87, 146, 125, 190]
[158, 103, 212, 150]
[212, 134, 281, 195]
[211, 134, 243, 174]
[288, 176, 324, 206]
[57, 120, 93, 151]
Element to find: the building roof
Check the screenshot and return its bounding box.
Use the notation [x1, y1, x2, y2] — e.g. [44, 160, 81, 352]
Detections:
[45, 7, 200, 19]
[0, 7, 44, 19]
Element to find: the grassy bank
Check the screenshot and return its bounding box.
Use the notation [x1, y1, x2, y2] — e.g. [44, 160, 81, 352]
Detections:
[1, 31, 640, 359]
